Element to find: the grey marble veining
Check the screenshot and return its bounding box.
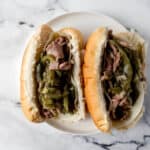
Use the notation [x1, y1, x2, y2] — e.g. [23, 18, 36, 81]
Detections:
[0, 0, 150, 150]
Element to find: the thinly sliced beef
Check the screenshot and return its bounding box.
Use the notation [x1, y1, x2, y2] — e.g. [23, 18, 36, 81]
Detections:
[42, 107, 60, 118]
[46, 36, 71, 71]
[113, 52, 120, 72]
[105, 55, 113, 72]
[101, 71, 110, 81]
[101, 36, 131, 121]
[46, 42, 64, 60]
[109, 95, 130, 120]
[42, 109, 54, 118]
[59, 62, 71, 70]
[119, 97, 129, 107]
[55, 36, 68, 46]
[49, 61, 71, 70]
[49, 61, 59, 70]
[46, 36, 68, 61]
[109, 42, 121, 72]
[109, 93, 124, 113]
[115, 37, 135, 50]
[101, 42, 120, 81]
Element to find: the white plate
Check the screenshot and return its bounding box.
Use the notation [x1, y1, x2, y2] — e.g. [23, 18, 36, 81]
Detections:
[44, 12, 127, 134]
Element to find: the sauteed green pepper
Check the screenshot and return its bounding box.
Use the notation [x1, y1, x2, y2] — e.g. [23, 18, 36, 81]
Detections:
[35, 36, 77, 118]
[108, 40, 133, 94]
[101, 34, 144, 121]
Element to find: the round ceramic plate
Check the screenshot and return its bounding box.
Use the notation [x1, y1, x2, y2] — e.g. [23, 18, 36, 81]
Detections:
[44, 12, 127, 134]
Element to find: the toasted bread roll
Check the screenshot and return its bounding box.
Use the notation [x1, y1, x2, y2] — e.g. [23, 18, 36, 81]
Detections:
[20, 24, 85, 122]
[83, 27, 146, 132]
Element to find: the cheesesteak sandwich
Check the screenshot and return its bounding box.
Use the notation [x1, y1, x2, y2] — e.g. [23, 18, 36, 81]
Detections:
[83, 27, 146, 132]
[20, 24, 85, 122]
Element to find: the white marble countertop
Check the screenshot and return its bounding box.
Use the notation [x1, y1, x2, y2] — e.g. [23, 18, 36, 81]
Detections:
[0, 0, 150, 149]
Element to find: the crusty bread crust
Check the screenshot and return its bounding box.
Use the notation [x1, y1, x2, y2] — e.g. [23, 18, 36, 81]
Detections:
[20, 25, 85, 122]
[20, 24, 53, 122]
[83, 27, 111, 132]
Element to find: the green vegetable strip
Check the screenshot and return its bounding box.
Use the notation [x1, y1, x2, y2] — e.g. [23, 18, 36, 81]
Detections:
[35, 36, 77, 118]
[101, 36, 144, 121]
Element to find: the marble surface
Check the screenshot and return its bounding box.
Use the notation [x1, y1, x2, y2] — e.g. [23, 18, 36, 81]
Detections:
[0, 0, 150, 150]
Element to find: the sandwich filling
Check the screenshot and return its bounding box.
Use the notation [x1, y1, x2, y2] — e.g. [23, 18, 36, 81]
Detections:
[35, 34, 78, 118]
[101, 31, 145, 121]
